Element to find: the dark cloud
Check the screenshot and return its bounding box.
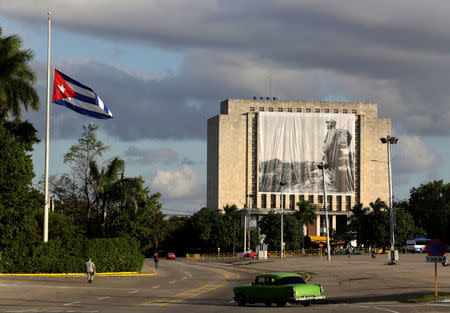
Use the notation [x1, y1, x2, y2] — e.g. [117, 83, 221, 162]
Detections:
[10, 1, 450, 138]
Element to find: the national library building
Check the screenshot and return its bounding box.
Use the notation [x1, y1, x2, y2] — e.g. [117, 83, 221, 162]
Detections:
[207, 98, 391, 237]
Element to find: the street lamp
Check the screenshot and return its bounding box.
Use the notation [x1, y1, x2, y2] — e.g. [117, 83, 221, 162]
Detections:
[246, 194, 254, 252]
[380, 135, 398, 264]
[317, 162, 331, 262]
[279, 181, 287, 259]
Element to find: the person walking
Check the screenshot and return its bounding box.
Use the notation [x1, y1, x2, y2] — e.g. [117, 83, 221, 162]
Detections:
[347, 246, 353, 258]
[153, 252, 160, 269]
[371, 247, 376, 259]
[85, 258, 96, 284]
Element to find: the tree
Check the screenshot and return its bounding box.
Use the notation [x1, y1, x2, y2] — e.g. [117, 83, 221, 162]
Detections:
[59, 124, 109, 236]
[295, 201, 317, 250]
[188, 207, 227, 252]
[0, 27, 39, 118]
[407, 180, 450, 243]
[222, 204, 242, 254]
[259, 211, 280, 252]
[0, 120, 41, 246]
[349, 198, 425, 248]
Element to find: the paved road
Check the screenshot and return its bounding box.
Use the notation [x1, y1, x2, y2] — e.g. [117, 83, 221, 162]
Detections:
[0, 253, 449, 312]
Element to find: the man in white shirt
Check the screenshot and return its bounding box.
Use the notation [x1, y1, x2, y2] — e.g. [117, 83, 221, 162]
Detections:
[85, 258, 96, 283]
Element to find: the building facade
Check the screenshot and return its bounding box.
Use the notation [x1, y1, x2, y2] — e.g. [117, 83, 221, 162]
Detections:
[207, 98, 391, 236]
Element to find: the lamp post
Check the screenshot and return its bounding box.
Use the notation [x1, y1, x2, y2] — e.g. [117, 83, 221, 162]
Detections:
[318, 162, 331, 262]
[246, 194, 254, 252]
[279, 181, 286, 259]
[380, 135, 398, 264]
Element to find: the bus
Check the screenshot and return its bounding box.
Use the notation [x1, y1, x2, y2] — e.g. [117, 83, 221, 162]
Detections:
[406, 238, 431, 253]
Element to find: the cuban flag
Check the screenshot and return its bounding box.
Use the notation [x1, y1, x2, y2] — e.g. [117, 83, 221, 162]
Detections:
[52, 69, 113, 119]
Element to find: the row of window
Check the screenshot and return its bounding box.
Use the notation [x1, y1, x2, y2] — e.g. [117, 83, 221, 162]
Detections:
[259, 194, 352, 210]
[249, 107, 357, 114]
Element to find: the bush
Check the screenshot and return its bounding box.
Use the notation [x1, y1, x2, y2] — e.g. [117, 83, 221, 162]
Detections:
[0, 237, 144, 273]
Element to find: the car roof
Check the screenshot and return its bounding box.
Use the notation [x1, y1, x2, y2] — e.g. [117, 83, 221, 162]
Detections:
[257, 273, 302, 279]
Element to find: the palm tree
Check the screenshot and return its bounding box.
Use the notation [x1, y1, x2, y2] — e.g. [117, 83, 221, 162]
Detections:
[295, 200, 317, 252]
[0, 27, 39, 118]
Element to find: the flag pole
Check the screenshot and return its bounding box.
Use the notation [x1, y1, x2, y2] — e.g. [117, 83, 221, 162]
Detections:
[44, 12, 51, 242]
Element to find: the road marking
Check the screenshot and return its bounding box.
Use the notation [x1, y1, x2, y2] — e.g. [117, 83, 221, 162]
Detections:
[158, 284, 224, 306]
[5, 309, 39, 313]
[97, 296, 111, 299]
[206, 268, 239, 279]
[128, 290, 139, 293]
[152, 285, 160, 289]
[138, 284, 210, 306]
[169, 281, 176, 284]
[63, 301, 80, 306]
[357, 305, 400, 313]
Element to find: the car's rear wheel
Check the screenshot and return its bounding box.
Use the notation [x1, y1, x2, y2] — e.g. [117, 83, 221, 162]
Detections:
[302, 301, 311, 307]
[236, 294, 246, 307]
[276, 299, 286, 307]
[264, 301, 271, 307]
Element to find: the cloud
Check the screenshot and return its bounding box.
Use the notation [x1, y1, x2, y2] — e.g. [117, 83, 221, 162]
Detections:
[9, 1, 450, 138]
[393, 135, 438, 173]
[124, 146, 179, 165]
[149, 164, 203, 199]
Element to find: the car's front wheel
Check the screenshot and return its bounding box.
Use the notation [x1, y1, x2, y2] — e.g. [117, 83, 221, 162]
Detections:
[302, 301, 311, 307]
[276, 299, 286, 307]
[236, 294, 246, 307]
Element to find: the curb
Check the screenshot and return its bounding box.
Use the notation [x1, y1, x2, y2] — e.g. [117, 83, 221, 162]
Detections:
[0, 271, 157, 277]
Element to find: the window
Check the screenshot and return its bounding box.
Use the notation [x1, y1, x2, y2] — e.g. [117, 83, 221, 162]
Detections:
[299, 195, 305, 202]
[346, 196, 351, 209]
[337, 196, 342, 210]
[259, 107, 264, 112]
[278, 276, 306, 285]
[250, 107, 255, 112]
[324, 109, 329, 113]
[287, 108, 292, 112]
[334, 109, 338, 113]
[297, 108, 302, 112]
[306, 108, 311, 113]
[269, 107, 274, 112]
[343, 109, 348, 114]
[271, 194, 276, 208]
[327, 195, 332, 210]
[352, 109, 357, 114]
[318, 195, 323, 203]
[308, 195, 314, 203]
[290, 195, 295, 209]
[255, 276, 265, 285]
[278, 108, 283, 112]
[315, 108, 320, 113]
[261, 194, 267, 208]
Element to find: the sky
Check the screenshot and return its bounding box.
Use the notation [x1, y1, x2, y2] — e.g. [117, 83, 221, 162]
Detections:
[1, 0, 449, 214]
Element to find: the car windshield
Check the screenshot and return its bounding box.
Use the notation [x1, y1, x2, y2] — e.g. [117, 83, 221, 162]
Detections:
[278, 276, 306, 285]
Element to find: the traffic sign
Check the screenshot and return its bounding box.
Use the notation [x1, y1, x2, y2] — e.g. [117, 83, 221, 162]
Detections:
[319, 243, 324, 248]
[426, 239, 447, 256]
[426, 256, 447, 263]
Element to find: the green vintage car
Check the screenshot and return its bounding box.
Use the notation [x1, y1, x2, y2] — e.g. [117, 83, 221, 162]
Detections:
[233, 272, 325, 307]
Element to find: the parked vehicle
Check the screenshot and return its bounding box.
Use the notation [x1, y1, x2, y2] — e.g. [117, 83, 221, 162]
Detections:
[406, 238, 431, 253]
[167, 252, 176, 260]
[233, 272, 325, 307]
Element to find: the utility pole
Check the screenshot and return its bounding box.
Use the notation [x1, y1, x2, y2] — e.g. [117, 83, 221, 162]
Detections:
[279, 182, 286, 259]
[318, 162, 331, 262]
[380, 135, 398, 264]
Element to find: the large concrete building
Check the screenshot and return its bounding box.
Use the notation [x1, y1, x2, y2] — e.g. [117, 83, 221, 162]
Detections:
[207, 98, 391, 236]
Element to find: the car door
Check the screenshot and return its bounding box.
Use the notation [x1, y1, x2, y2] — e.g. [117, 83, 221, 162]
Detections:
[249, 276, 266, 302]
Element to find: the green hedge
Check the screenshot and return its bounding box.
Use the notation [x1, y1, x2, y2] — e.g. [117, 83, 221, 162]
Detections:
[0, 237, 144, 273]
